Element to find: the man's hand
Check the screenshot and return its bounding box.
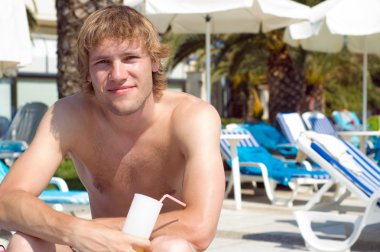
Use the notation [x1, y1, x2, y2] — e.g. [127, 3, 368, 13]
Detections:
[71, 220, 150, 251]
[92, 217, 125, 230]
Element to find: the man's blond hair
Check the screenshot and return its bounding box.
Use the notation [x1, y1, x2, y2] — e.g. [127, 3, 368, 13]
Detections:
[77, 5, 169, 97]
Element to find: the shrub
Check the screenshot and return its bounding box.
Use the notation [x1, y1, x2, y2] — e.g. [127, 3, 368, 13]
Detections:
[54, 158, 85, 190]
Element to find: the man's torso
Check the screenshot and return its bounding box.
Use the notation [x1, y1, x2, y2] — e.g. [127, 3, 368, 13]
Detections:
[62, 91, 191, 218]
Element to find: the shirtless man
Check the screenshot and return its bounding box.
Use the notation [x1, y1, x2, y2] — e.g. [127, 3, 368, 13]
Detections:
[0, 5, 225, 252]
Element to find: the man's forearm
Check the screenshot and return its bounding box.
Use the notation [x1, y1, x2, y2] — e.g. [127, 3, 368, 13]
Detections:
[0, 190, 81, 245]
[0, 191, 152, 251]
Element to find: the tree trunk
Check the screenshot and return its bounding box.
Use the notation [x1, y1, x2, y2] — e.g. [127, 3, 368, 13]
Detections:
[266, 30, 305, 125]
[56, 0, 123, 98]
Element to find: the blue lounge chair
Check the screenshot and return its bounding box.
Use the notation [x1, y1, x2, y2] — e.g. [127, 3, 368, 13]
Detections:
[0, 102, 48, 165]
[238, 121, 298, 158]
[331, 110, 367, 149]
[331, 110, 362, 131]
[0, 160, 89, 214]
[296, 131, 380, 252]
[221, 128, 330, 207]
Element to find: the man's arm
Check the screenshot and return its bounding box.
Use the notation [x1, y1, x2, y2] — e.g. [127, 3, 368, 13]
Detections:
[0, 103, 76, 239]
[0, 101, 150, 251]
[151, 99, 225, 251]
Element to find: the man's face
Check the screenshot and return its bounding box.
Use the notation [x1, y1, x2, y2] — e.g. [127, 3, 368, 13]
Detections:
[88, 38, 159, 115]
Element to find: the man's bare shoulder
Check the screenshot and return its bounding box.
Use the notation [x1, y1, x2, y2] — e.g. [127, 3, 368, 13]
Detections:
[162, 90, 217, 116]
[48, 92, 94, 137]
[161, 90, 221, 133]
[52, 92, 92, 118]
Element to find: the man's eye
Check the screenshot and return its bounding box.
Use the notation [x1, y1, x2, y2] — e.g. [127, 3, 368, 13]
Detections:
[126, 56, 139, 61]
[96, 60, 108, 65]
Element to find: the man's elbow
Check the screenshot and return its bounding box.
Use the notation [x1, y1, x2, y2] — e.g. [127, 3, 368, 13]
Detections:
[0, 187, 9, 207]
[188, 222, 217, 251]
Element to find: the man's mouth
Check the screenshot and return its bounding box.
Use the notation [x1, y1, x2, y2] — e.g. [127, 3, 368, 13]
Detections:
[107, 85, 135, 94]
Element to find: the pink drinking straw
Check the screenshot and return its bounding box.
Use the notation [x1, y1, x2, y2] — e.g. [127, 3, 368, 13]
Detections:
[160, 194, 186, 207]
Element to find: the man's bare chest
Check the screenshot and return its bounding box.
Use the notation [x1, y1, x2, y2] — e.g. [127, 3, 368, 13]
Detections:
[71, 130, 184, 197]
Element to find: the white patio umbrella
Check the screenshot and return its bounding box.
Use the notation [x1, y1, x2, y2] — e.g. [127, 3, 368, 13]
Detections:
[284, 0, 380, 130]
[141, 0, 310, 103]
[0, 0, 32, 77]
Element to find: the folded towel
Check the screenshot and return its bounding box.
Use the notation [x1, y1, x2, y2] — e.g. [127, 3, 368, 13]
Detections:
[303, 131, 362, 174]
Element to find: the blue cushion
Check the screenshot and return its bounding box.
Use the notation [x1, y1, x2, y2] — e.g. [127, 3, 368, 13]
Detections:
[0, 140, 27, 153]
[0, 161, 9, 183]
[39, 190, 89, 204]
[241, 122, 298, 156]
[0, 161, 89, 205]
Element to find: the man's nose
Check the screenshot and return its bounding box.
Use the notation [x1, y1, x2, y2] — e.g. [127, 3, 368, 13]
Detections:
[110, 61, 127, 80]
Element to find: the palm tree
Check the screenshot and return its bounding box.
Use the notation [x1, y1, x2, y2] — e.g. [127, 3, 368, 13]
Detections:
[164, 29, 306, 124]
[55, 0, 123, 98]
[265, 29, 306, 124]
[164, 32, 268, 119]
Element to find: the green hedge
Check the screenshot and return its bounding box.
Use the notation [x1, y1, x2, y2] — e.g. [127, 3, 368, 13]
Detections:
[368, 115, 380, 131]
[221, 117, 244, 128]
[54, 158, 85, 190]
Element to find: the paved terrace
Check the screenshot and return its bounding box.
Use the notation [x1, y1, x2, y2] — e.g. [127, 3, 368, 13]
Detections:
[0, 186, 379, 251]
[208, 185, 380, 252]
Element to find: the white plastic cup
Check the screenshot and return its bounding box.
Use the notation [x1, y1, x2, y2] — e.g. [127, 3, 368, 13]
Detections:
[122, 193, 163, 239]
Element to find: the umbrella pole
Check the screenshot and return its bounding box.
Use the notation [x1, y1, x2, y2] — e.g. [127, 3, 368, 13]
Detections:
[362, 40, 368, 131]
[206, 15, 211, 103]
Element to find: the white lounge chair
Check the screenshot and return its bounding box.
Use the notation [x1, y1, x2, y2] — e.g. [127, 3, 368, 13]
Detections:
[302, 111, 371, 153]
[276, 112, 308, 144]
[296, 131, 380, 252]
[302, 111, 338, 137]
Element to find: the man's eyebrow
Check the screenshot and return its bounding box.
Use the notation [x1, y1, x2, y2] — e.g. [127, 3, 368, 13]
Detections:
[91, 49, 143, 59]
[90, 55, 107, 62]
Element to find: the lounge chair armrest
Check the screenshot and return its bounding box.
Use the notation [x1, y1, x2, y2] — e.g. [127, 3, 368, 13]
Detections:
[239, 161, 276, 202]
[280, 160, 313, 171]
[301, 160, 313, 171]
[239, 161, 269, 180]
[239, 161, 264, 168]
[49, 177, 69, 192]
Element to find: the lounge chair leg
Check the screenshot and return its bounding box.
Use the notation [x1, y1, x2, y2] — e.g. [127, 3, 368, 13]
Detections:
[304, 179, 335, 210]
[224, 174, 233, 198]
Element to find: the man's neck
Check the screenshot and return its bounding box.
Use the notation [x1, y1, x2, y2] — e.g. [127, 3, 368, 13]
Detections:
[98, 94, 158, 135]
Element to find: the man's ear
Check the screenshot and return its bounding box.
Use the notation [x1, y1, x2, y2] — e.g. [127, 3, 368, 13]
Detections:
[152, 60, 159, 72]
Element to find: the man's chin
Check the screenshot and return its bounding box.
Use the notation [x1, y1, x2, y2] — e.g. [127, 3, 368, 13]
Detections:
[109, 107, 139, 116]
[107, 103, 141, 116]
